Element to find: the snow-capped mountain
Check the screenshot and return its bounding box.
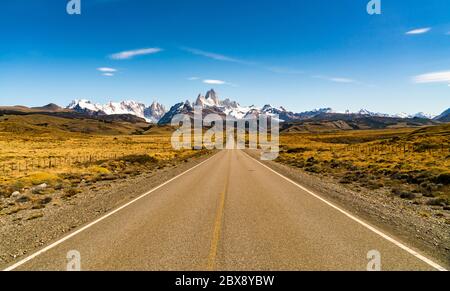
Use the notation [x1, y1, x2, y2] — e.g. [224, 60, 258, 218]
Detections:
[67, 99, 167, 123]
[158, 89, 334, 124]
[157, 101, 194, 125]
[341, 109, 436, 119]
[195, 90, 221, 107]
[194, 89, 255, 119]
[411, 112, 436, 119]
[66, 90, 446, 125]
[144, 101, 167, 123]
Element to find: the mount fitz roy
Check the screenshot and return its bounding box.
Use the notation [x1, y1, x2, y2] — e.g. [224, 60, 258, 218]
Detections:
[67, 89, 448, 124]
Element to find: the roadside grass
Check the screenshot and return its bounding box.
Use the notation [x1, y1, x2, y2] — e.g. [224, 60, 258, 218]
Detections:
[277, 124, 450, 209]
[0, 129, 210, 216]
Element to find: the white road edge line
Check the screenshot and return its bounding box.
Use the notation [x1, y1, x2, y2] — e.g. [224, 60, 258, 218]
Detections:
[243, 151, 447, 271]
[3, 153, 218, 271]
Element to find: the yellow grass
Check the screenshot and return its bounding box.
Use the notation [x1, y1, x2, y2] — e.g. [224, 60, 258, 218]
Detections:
[0, 129, 207, 196]
[278, 125, 450, 203]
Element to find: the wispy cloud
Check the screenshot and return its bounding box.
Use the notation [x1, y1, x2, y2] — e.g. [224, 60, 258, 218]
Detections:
[203, 79, 226, 85]
[97, 67, 117, 73]
[187, 76, 200, 81]
[97, 67, 117, 77]
[181, 47, 254, 65]
[405, 27, 431, 35]
[203, 79, 236, 87]
[314, 75, 357, 84]
[413, 71, 450, 85]
[110, 48, 163, 60]
[182, 47, 362, 85]
[182, 47, 306, 76]
[329, 77, 356, 83]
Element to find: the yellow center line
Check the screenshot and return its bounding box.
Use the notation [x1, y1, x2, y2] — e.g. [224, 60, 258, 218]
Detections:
[207, 152, 231, 271]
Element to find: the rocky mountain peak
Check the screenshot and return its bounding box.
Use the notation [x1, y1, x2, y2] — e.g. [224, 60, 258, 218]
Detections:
[68, 99, 167, 123]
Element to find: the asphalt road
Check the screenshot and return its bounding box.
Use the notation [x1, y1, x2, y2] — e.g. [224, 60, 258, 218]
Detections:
[5, 150, 445, 271]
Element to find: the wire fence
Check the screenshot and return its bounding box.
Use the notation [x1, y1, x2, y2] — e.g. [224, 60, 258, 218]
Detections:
[341, 143, 450, 155]
[0, 142, 175, 174]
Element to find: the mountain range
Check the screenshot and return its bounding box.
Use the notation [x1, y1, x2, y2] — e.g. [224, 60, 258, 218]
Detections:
[152, 89, 448, 125]
[67, 99, 166, 123]
[5, 89, 448, 125]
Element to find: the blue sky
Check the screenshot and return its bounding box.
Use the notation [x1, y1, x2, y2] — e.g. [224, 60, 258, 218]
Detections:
[0, 0, 449, 115]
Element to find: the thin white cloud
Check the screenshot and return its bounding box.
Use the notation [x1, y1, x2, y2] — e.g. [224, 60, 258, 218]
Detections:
[413, 71, 450, 85]
[187, 77, 200, 81]
[102, 73, 115, 77]
[203, 79, 226, 85]
[405, 27, 431, 35]
[110, 48, 163, 60]
[97, 67, 117, 73]
[203, 79, 237, 87]
[181, 47, 254, 65]
[314, 75, 357, 84]
[329, 77, 356, 83]
[182, 47, 306, 76]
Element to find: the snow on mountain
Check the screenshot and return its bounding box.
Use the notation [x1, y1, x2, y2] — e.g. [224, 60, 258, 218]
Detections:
[145, 101, 167, 123]
[159, 89, 336, 124]
[195, 89, 222, 107]
[193, 89, 255, 119]
[412, 112, 436, 119]
[67, 99, 166, 123]
[160, 89, 441, 125]
[158, 101, 195, 125]
[356, 109, 387, 117]
[342, 109, 436, 119]
[68, 99, 103, 113]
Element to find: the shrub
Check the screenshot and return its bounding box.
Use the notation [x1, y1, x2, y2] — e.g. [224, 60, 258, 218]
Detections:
[400, 192, 417, 200]
[286, 147, 311, 154]
[434, 173, 450, 185]
[63, 188, 82, 198]
[88, 165, 111, 175]
[121, 155, 158, 165]
[20, 172, 60, 186]
[426, 198, 447, 206]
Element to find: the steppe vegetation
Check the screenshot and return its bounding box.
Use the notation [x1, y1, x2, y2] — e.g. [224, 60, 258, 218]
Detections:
[277, 124, 450, 210]
[0, 115, 208, 216]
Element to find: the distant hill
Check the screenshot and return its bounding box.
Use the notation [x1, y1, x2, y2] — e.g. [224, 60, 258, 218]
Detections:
[0, 114, 152, 135]
[281, 115, 438, 133]
[0, 105, 151, 135]
[434, 108, 450, 122]
[0, 105, 147, 123]
[31, 103, 64, 112]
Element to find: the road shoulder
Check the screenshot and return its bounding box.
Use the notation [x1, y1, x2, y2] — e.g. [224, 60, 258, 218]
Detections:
[244, 150, 450, 269]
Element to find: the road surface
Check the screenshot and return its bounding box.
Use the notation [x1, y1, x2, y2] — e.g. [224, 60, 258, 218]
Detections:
[4, 150, 445, 271]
